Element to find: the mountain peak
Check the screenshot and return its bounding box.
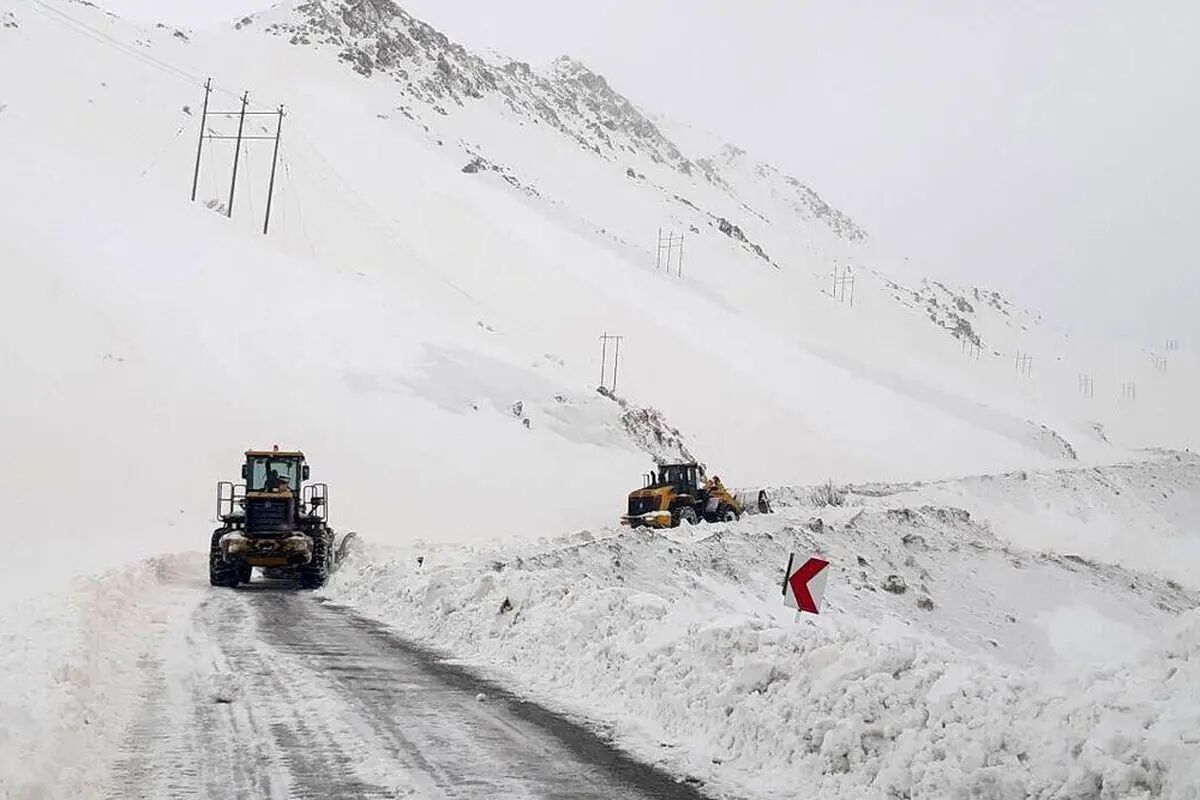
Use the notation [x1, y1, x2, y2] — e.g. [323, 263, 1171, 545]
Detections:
[263, 0, 866, 241]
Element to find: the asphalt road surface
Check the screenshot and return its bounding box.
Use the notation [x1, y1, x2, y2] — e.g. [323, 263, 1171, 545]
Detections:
[108, 582, 713, 799]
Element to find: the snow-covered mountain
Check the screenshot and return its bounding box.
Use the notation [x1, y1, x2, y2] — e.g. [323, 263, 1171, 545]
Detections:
[263, 0, 866, 243]
[2, 2, 1199, 798]
[0, 0, 1196, 588]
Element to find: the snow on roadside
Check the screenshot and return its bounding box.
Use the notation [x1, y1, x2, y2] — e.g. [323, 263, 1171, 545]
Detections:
[326, 471, 1200, 800]
[771, 451, 1200, 590]
[0, 554, 203, 800]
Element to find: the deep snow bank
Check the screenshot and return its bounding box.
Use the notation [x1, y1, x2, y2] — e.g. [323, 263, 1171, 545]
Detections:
[326, 463, 1200, 799]
[0, 555, 203, 800]
[773, 451, 1200, 589]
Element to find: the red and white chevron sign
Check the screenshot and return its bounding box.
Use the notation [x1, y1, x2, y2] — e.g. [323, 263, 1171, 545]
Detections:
[782, 554, 830, 615]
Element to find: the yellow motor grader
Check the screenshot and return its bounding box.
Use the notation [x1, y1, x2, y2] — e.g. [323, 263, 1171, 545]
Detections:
[621, 462, 745, 529]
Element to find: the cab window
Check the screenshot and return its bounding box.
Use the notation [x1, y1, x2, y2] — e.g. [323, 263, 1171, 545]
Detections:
[249, 457, 300, 491]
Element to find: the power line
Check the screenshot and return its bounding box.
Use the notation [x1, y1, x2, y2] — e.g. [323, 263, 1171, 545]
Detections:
[15, 0, 241, 100]
[286, 122, 476, 301]
[138, 121, 188, 178]
[280, 150, 316, 257]
[243, 139, 255, 220]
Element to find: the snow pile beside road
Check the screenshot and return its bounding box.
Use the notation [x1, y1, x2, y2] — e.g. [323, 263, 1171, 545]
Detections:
[328, 486, 1200, 799]
[839, 452, 1200, 589]
[0, 555, 200, 799]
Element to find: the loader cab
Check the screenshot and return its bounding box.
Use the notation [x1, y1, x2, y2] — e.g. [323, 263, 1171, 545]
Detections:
[242, 450, 309, 493]
[654, 463, 704, 494]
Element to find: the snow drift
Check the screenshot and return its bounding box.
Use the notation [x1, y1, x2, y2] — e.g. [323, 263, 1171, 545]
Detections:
[0, 555, 204, 799]
[325, 456, 1200, 799]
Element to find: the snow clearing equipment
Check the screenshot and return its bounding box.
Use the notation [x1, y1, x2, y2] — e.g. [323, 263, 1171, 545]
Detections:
[210, 446, 337, 589]
[734, 489, 774, 515]
[621, 463, 745, 529]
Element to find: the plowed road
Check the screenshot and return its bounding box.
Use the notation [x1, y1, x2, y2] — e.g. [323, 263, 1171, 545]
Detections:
[107, 582, 711, 799]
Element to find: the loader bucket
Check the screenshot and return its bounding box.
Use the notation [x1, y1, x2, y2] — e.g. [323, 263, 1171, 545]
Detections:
[733, 489, 773, 515]
[334, 531, 359, 566]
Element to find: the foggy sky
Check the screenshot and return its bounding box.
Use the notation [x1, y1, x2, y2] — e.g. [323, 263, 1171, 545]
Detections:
[103, 0, 1200, 347]
[400, 0, 1199, 350]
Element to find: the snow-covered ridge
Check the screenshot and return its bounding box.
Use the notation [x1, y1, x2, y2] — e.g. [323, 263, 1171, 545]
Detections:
[266, 0, 690, 165]
[255, 0, 866, 244]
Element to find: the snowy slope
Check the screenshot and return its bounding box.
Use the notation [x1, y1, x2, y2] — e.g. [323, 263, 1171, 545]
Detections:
[1, 0, 1197, 600]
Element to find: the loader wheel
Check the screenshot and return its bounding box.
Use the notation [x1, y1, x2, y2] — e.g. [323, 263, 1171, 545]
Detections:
[299, 532, 332, 590]
[237, 564, 253, 584]
[209, 530, 240, 588]
[677, 507, 699, 527]
[722, 508, 739, 523]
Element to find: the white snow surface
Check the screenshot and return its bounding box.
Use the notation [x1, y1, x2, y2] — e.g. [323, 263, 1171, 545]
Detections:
[1, 0, 1197, 600]
[0, 555, 203, 799]
[1, 3, 1198, 796]
[0, 468, 1196, 796]
[324, 456, 1200, 800]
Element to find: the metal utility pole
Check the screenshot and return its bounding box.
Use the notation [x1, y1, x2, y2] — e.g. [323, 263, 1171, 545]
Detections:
[226, 91, 249, 218]
[832, 266, 856, 307]
[600, 332, 609, 387]
[599, 333, 624, 392]
[657, 229, 683, 275]
[1014, 351, 1033, 377]
[263, 105, 285, 235]
[613, 335, 622, 392]
[190, 87, 288, 233]
[190, 78, 212, 202]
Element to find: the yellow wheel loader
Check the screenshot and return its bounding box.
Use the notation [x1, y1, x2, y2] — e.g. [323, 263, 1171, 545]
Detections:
[621, 463, 744, 529]
[210, 446, 335, 589]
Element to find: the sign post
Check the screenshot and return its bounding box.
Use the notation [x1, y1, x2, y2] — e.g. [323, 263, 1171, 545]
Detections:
[783, 554, 830, 615]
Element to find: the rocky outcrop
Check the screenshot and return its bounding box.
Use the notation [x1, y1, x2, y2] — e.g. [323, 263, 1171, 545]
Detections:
[260, 0, 868, 245]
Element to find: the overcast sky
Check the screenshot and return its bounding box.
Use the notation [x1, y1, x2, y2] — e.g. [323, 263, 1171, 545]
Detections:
[105, 1, 1199, 347]
[398, 0, 1198, 349]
